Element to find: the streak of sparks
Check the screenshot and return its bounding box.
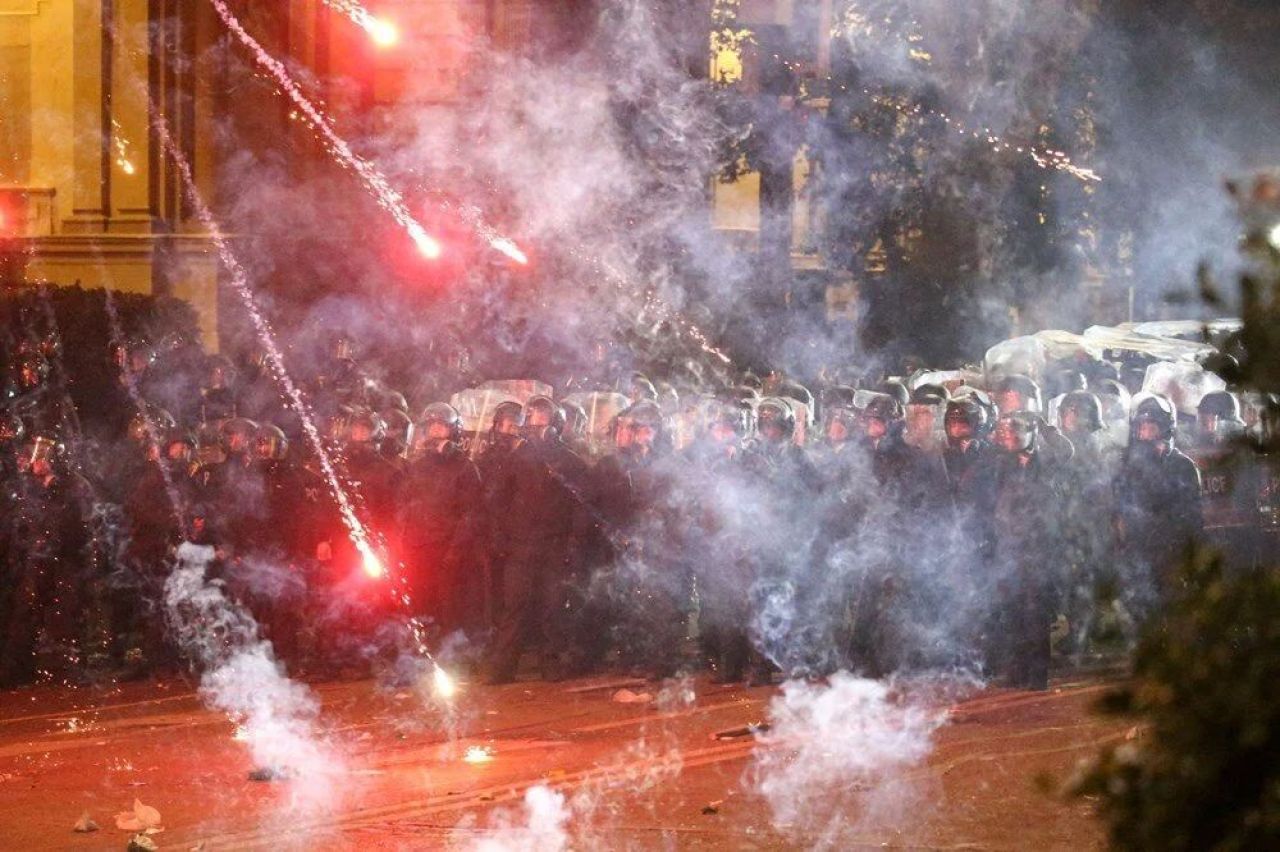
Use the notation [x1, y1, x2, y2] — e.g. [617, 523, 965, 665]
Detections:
[208, 0, 440, 259]
[152, 111, 385, 585]
[154, 110, 450, 683]
[209, 0, 526, 262]
[767, 48, 1102, 183]
[568, 248, 733, 367]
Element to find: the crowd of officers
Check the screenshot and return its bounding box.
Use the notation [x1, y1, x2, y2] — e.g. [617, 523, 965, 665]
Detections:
[2, 330, 1277, 691]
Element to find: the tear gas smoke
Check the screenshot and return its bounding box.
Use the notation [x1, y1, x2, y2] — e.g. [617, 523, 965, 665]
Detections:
[751, 673, 952, 847]
[465, 785, 570, 852]
[166, 543, 343, 811]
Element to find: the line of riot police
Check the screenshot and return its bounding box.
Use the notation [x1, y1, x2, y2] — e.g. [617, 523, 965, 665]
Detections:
[3, 325, 1278, 691]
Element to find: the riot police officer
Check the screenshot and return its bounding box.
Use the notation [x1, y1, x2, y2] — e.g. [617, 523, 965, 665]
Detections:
[0, 435, 97, 686]
[992, 374, 1074, 464]
[1189, 391, 1260, 571]
[483, 396, 590, 683]
[476, 401, 524, 628]
[1055, 390, 1119, 653]
[1114, 395, 1203, 612]
[989, 413, 1063, 690]
[398, 403, 483, 633]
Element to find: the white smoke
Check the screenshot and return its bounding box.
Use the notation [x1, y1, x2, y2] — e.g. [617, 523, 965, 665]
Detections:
[165, 542, 344, 813]
[464, 785, 571, 852]
[751, 672, 956, 848]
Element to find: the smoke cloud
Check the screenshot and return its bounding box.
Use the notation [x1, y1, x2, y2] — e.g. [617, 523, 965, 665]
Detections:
[165, 543, 345, 813]
[752, 673, 954, 847]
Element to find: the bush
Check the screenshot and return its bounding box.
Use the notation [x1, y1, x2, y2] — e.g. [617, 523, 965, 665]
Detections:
[1072, 550, 1280, 851]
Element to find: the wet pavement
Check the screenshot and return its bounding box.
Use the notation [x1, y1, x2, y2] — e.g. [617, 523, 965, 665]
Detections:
[0, 670, 1125, 849]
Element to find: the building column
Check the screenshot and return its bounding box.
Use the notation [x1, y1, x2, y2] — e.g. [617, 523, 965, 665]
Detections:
[105, 0, 153, 232]
[66, 0, 110, 233]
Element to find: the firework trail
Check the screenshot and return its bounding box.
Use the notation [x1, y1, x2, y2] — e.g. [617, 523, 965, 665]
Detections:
[151, 109, 456, 695]
[151, 114, 383, 580]
[207, 0, 527, 264]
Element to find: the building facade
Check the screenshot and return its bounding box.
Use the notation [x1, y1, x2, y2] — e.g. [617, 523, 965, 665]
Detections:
[0, 0, 575, 345]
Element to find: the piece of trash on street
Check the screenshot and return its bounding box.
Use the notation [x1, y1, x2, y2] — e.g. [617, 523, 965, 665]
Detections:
[612, 688, 653, 704]
[711, 721, 771, 741]
[701, 800, 723, 815]
[247, 766, 291, 782]
[127, 833, 159, 851]
[115, 799, 161, 832]
[73, 812, 99, 832]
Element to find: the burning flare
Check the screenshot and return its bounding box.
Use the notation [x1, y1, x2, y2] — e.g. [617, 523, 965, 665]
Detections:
[463, 745, 494, 764]
[358, 540, 385, 578]
[320, 0, 398, 47]
[368, 18, 399, 48]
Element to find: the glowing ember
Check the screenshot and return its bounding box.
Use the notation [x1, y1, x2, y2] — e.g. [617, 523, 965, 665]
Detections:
[111, 120, 137, 176]
[368, 18, 399, 48]
[320, 0, 398, 47]
[489, 236, 528, 265]
[409, 223, 443, 259]
[359, 541, 385, 578]
[463, 745, 494, 764]
[1268, 222, 1280, 249]
[432, 665, 457, 700]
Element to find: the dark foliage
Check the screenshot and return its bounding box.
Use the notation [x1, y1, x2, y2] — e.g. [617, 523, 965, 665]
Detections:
[2, 283, 203, 437]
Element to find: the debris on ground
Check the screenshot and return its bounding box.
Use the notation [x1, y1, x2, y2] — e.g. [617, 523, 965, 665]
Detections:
[612, 688, 653, 704]
[126, 833, 159, 851]
[73, 812, 99, 832]
[712, 721, 771, 741]
[114, 799, 162, 832]
[247, 766, 292, 782]
[701, 800, 723, 815]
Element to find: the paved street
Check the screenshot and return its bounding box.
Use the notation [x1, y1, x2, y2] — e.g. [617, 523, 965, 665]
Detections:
[0, 670, 1125, 850]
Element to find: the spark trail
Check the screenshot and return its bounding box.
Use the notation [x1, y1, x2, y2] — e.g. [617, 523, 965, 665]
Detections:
[152, 111, 457, 699]
[151, 113, 384, 584]
[208, 0, 527, 264]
